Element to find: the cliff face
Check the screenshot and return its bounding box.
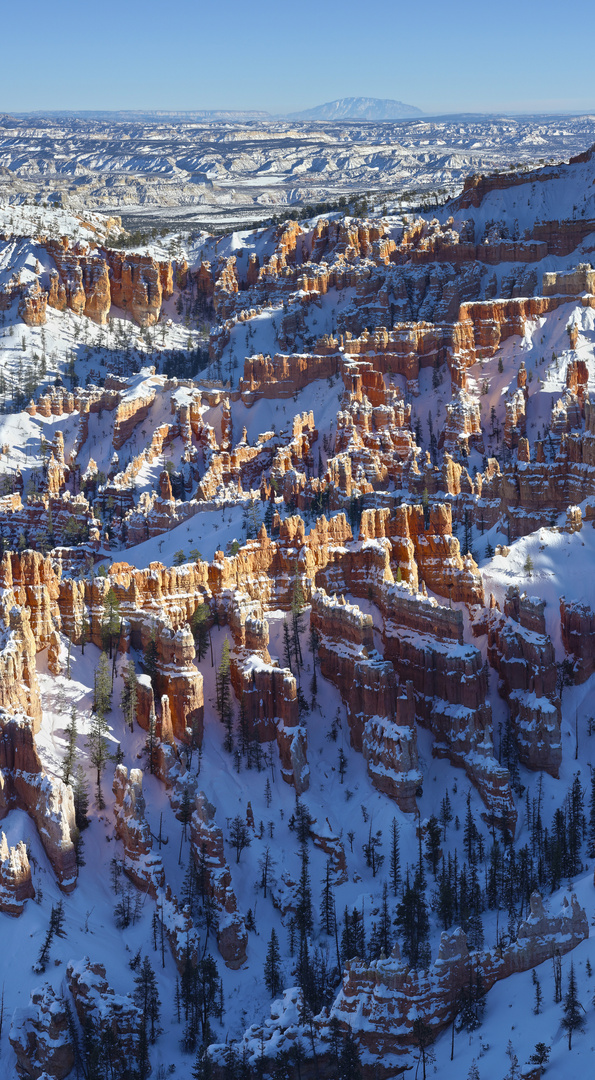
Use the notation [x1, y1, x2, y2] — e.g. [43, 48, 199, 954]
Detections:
[112, 766, 165, 896]
[0, 831, 35, 915]
[190, 793, 248, 969]
[331, 891, 588, 1058]
[0, 715, 77, 892]
[10, 984, 74, 1079]
[17, 237, 176, 328]
[487, 588, 562, 776]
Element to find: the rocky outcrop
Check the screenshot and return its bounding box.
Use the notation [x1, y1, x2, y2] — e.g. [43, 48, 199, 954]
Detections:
[310, 588, 421, 811]
[331, 891, 588, 1059]
[66, 958, 142, 1066]
[112, 765, 165, 896]
[0, 831, 34, 914]
[18, 280, 47, 326]
[190, 793, 247, 969]
[10, 984, 74, 1080]
[228, 592, 309, 793]
[560, 596, 595, 682]
[487, 588, 562, 775]
[380, 583, 516, 830]
[0, 714, 77, 892]
[112, 386, 157, 450]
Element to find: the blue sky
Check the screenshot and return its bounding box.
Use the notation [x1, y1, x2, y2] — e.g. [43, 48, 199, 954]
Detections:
[1, 0, 593, 116]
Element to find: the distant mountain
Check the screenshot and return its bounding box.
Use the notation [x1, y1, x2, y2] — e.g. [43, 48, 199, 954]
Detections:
[287, 97, 422, 122]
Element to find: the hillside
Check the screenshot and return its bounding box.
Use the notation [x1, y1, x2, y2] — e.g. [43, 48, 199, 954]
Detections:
[1, 140, 595, 1080]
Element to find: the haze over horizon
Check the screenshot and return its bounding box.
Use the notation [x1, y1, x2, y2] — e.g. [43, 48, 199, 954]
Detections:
[1, 0, 594, 117]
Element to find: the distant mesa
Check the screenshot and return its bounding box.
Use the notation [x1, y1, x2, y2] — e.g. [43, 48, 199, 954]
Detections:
[287, 96, 422, 122]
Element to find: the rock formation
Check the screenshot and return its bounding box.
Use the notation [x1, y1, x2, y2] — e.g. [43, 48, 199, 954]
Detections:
[0, 831, 34, 914]
[10, 984, 74, 1080]
[190, 793, 248, 969]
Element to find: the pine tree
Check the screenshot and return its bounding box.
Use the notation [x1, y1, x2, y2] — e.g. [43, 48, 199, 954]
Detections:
[228, 815, 251, 863]
[192, 1049, 214, 1080]
[102, 586, 121, 658]
[136, 1019, 151, 1080]
[395, 868, 430, 969]
[504, 1040, 520, 1080]
[411, 1016, 434, 1080]
[191, 603, 210, 662]
[143, 627, 158, 689]
[562, 961, 585, 1049]
[121, 659, 138, 732]
[86, 708, 110, 809]
[290, 573, 305, 673]
[80, 608, 89, 655]
[258, 846, 276, 899]
[320, 859, 336, 936]
[532, 968, 543, 1014]
[133, 956, 161, 1044]
[528, 1043, 551, 1068]
[424, 815, 442, 877]
[283, 620, 293, 672]
[93, 651, 112, 715]
[295, 844, 313, 937]
[264, 927, 282, 997]
[338, 1026, 362, 1080]
[216, 637, 234, 751]
[62, 706, 78, 786]
[73, 764, 89, 831]
[389, 817, 401, 897]
[588, 767, 595, 858]
[146, 705, 157, 775]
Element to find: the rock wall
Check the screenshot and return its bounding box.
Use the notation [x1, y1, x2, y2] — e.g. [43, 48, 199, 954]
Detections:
[190, 792, 248, 969]
[331, 891, 588, 1058]
[112, 765, 165, 897]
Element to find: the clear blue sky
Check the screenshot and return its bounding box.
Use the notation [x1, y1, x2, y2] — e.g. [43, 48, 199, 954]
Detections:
[1, 0, 593, 116]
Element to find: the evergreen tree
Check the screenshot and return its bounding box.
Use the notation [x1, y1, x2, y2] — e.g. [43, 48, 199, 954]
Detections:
[395, 868, 430, 969]
[532, 968, 543, 1014]
[562, 961, 585, 1049]
[191, 603, 210, 662]
[146, 705, 158, 775]
[338, 1027, 362, 1080]
[62, 705, 78, 786]
[192, 1048, 214, 1080]
[411, 1017, 434, 1080]
[121, 659, 138, 732]
[424, 815, 442, 877]
[588, 766, 595, 858]
[133, 956, 161, 1044]
[216, 637, 234, 752]
[290, 573, 305, 673]
[87, 701, 110, 809]
[228, 815, 251, 864]
[143, 627, 158, 689]
[320, 860, 336, 935]
[102, 586, 121, 658]
[73, 764, 90, 831]
[529, 1044, 551, 1068]
[283, 620, 293, 672]
[93, 651, 112, 715]
[136, 1021, 151, 1080]
[389, 817, 401, 897]
[295, 843, 313, 937]
[362, 826, 384, 877]
[264, 927, 282, 997]
[258, 846, 276, 899]
[80, 608, 89, 655]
